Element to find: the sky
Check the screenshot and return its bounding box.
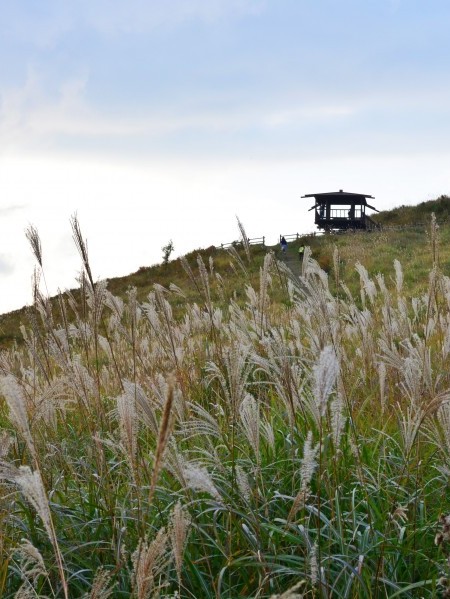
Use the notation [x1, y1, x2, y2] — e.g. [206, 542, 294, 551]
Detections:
[1, 0, 450, 312]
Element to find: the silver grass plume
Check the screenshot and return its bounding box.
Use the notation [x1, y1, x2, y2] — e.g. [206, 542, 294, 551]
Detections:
[312, 346, 339, 420]
[235, 465, 251, 504]
[131, 528, 169, 599]
[116, 389, 138, 467]
[148, 381, 174, 504]
[14, 466, 68, 598]
[14, 584, 50, 599]
[85, 567, 115, 599]
[269, 581, 305, 599]
[182, 461, 222, 502]
[378, 362, 387, 413]
[300, 431, 319, 497]
[398, 405, 425, 457]
[169, 501, 191, 587]
[236, 216, 251, 262]
[180, 402, 221, 441]
[0, 430, 13, 459]
[25, 224, 43, 268]
[394, 259, 403, 294]
[309, 542, 318, 586]
[125, 380, 159, 436]
[14, 539, 48, 586]
[15, 467, 53, 544]
[227, 244, 250, 278]
[71, 214, 95, 290]
[333, 246, 340, 290]
[0, 375, 36, 460]
[239, 393, 260, 461]
[330, 391, 345, 449]
[355, 262, 377, 305]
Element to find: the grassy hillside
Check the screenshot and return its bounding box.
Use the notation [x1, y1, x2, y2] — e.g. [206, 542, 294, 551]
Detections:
[2, 195, 450, 348]
[373, 194, 450, 226]
[0, 203, 450, 596]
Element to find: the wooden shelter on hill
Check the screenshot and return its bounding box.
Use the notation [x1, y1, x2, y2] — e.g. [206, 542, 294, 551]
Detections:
[302, 189, 381, 232]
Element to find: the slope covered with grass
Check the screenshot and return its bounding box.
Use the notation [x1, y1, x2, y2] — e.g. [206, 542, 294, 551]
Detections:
[0, 212, 450, 596]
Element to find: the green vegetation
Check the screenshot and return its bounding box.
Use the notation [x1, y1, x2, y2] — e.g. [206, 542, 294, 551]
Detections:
[1, 203, 450, 596]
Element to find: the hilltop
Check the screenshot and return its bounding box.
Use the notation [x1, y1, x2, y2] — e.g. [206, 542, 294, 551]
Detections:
[1, 194, 450, 348]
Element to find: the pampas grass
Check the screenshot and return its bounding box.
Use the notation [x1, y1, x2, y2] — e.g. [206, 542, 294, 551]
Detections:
[1, 214, 450, 596]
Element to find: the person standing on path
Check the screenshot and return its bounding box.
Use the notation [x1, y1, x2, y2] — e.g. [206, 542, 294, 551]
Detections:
[280, 237, 288, 253]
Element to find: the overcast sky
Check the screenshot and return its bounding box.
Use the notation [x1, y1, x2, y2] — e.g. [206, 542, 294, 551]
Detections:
[1, 0, 450, 312]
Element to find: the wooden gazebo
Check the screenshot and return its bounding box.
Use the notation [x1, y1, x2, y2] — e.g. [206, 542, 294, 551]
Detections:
[302, 189, 380, 232]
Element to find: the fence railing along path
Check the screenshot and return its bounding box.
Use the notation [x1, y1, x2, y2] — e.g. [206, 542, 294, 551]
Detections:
[220, 236, 265, 249]
[220, 220, 442, 250]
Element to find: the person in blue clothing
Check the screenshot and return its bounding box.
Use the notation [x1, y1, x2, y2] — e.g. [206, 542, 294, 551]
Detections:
[280, 236, 288, 253]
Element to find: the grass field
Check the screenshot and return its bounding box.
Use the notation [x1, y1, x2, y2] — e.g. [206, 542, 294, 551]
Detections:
[1, 204, 450, 596]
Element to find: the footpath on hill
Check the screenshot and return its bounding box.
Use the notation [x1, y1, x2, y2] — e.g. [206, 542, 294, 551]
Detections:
[279, 245, 302, 276]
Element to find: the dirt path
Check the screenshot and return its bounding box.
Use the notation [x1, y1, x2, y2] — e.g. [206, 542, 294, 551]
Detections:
[279, 246, 302, 277]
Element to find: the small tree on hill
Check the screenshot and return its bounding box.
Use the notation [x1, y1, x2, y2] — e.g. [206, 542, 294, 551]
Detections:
[162, 240, 174, 264]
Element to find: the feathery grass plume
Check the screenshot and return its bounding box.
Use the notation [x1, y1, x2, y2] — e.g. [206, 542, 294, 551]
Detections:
[179, 401, 221, 441]
[330, 391, 345, 449]
[236, 216, 251, 262]
[14, 584, 50, 598]
[179, 255, 203, 297]
[71, 213, 95, 290]
[426, 402, 450, 465]
[398, 405, 425, 457]
[206, 344, 251, 414]
[258, 252, 273, 334]
[300, 245, 312, 277]
[125, 380, 159, 436]
[131, 528, 169, 599]
[15, 466, 68, 598]
[378, 362, 387, 413]
[169, 501, 191, 588]
[227, 244, 250, 277]
[312, 346, 339, 420]
[34, 377, 68, 429]
[116, 389, 138, 468]
[84, 567, 115, 599]
[239, 393, 260, 461]
[394, 259, 403, 294]
[182, 461, 222, 502]
[25, 224, 43, 268]
[235, 465, 251, 503]
[15, 467, 54, 548]
[0, 430, 13, 459]
[148, 381, 174, 504]
[87, 279, 108, 331]
[309, 541, 318, 586]
[269, 581, 305, 599]
[0, 375, 36, 461]
[333, 245, 340, 291]
[14, 539, 48, 586]
[355, 262, 377, 305]
[300, 431, 319, 497]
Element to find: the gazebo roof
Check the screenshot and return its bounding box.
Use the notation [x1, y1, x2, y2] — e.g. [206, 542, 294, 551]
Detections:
[302, 189, 374, 201]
